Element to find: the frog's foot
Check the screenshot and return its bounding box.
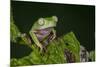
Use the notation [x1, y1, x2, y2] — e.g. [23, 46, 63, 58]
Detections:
[36, 43, 43, 51]
[40, 47, 47, 54]
[20, 33, 32, 45]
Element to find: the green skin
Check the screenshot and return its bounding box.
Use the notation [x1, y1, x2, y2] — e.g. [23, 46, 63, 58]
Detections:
[21, 16, 58, 51]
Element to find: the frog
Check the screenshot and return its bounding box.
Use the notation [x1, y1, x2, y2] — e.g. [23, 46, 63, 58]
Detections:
[29, 16, 58, 51]
[16, 16, 57, 52]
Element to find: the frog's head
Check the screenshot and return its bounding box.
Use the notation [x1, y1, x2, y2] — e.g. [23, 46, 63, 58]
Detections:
[32, 16, 58, 30]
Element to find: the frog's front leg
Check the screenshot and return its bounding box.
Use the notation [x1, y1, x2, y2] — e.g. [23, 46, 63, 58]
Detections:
[29, 31, 43, 51]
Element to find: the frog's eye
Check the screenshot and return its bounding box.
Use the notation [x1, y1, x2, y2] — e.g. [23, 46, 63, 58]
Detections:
[52, 16, 58, 22]
[38, 18, 45, 26]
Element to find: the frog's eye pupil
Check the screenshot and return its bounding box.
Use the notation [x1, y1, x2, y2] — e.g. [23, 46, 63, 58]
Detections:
[38, 18, 44, 25]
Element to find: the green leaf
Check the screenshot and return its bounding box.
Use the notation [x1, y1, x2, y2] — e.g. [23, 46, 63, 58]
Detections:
[89, 51, 95, 61]
[62, 32, 80, 62]
[10, 15, 21, 43]
[11, 31, 81, 66]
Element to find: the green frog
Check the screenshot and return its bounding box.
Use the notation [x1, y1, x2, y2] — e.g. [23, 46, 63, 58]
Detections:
[21, 16, 58, 51]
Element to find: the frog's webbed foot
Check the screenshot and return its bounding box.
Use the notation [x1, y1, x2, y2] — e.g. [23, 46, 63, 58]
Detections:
[40, 46, 43, 52]
[36, 43, 43, 51]
[19, 33, 32, 45]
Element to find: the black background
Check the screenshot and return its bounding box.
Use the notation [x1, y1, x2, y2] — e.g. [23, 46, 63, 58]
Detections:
[11, 1, 95, 52]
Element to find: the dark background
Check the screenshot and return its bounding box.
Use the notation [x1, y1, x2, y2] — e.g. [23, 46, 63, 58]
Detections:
[11, 1, 95, 57]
